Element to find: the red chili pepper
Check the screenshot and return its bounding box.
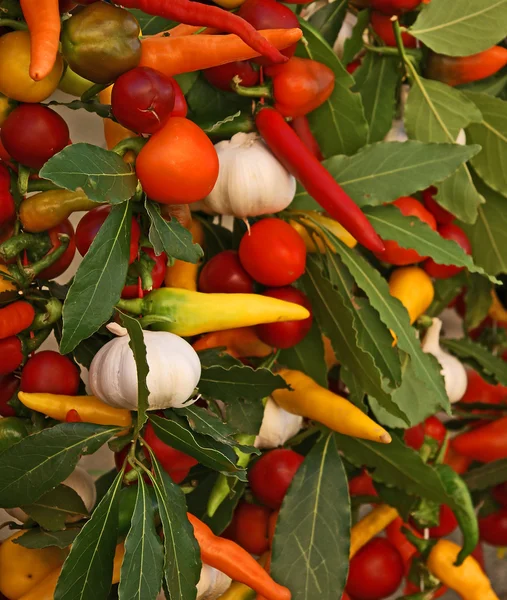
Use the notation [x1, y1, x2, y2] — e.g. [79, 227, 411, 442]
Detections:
[348, 470, 377, 497]
[66, 409, 82, 422]
[290, 116, 323, 161]
[452, 417, 507, 463]
[0, 301, 35, 340]
[118, 0, 288, 65]
[0, 336, 24, 375]
[255, 107, 384, 253]
[0, 163, 15, 227]
[386, 517, 419, 573]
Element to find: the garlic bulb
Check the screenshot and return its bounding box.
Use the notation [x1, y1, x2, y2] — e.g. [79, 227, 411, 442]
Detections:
[89, 324, 201, 411]
[333, 11, 357, 58]
[421, 318, 467, 404]
[203, 133, 296, 218]
[456, 129, 467, 145]
[255, 398, 303, 449]
[156, 565, 231, 600]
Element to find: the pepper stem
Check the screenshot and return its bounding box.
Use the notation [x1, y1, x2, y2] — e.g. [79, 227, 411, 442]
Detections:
[0, 19, 28, 30]
[23, 235, 70, 282]
[22, 328, 52, 354]
[112, 136, 148, 158]
[231, 78, 272, 99]
[31, 298, 63, 330]
[0, 233, 52, 262]
[80, 82, 110, 103]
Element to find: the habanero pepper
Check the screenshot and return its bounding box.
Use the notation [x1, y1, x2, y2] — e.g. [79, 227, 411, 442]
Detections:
[0, 301, 35, 340]
[452, 416, 507, 463]
[255, 107, 384, 254]
[0, 162, 15, 227]
[193, 327, 273, 359]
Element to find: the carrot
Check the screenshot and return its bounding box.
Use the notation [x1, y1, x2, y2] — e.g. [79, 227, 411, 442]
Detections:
[20, 0, 61, 81]
[140, 28, 303, 77]
[0, 301, 35, 340]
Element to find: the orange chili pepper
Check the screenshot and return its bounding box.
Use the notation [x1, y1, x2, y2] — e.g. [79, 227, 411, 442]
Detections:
[193, 327, 272, 359]
[0, 301, 35, 339]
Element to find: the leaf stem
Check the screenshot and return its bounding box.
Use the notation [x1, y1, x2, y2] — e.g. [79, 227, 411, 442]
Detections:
[80, 82, 109, 103]
[0, 18, 27, 30]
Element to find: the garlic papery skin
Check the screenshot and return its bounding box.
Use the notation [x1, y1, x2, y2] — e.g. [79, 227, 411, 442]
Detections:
[203, 133, 296, 218]
[157, 565, 231, 600]
[422, 318, 468, 404]
[456, 129, 467, 145]
[255, 398, 303, 449]
[384, 120, 408, 142]
[89, 327, 201, 411]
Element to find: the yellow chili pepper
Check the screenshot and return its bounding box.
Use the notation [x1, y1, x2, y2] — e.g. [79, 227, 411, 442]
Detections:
[427, 539, 499, 600]
[289, 212, 357, 252]
[0, 265, 17, 293]
[272, 369, 391, 444]
[388, 267, 435, 324]
[193, 327, 273, 358]
[349, 505, 399, 558]
[488, 289, 507, 324]
[213, 0, 247, 7]
[165, 219, 205, 291]
[18, 392, 132, 429]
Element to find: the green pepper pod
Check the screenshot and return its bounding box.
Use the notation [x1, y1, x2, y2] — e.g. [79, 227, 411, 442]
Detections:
[0, 417, 30, 454]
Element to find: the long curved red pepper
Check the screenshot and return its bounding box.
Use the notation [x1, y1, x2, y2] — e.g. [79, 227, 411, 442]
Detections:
[255, 107, 384, 253]
[290, 116, 323, 162]
[0, 301, 35, 340]
[118, 0, 287, 64]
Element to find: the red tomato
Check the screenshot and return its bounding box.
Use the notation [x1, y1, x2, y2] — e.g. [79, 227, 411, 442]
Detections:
[204, 61, 259, 92]
[413, 505, 458, 538]
[143, 421, 198, 483]
[370, 0, 422, 14]
[422, 187, 454, 225]
[198, 250, 254, 294]
[239, 219, 306, 287]
[424, 224, 472, 279]
[370, 12, 417, 47]
[75, 206, 140, 264]
[348, 471, 377, 497]
[170, 78, 188, 118]
[121, 248, 167, 299]
[405, 416, 446, 450]
[0, 163, 15, 227]
[0, 373, 19, 417]
[0, 104, 69, 169]
[493, 482, 507, 507]
[21, 350, 80, 395]
[404, 424, 425, 450]
[376, 197, 437, 265]
[479, 507, 507, 546]
[249, 448, 304, 509]
[224, 501, 271, 555]
[38, 218, 77, 280]
[424, 415, 446, 443]
[111, 67, 175, 134]
[346, 538, 404, 600]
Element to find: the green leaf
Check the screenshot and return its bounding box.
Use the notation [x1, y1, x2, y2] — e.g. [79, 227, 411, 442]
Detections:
[40, 144, 138, 204]
[187, 75, 251, 122]
[149, 457, 201, 600]
[198, 218, 233, 259]
[223, 396, 265, 436]
[308, 0, 347, 45]
[55, 471, 123, 600]
[119, 477, 163, 600]
[296, 19, 368, 157]
[341, 10, 369, 67]
[271, 433, 350, 600]
[279, 320, 328, 388]
[365, 204, 496, 281]
[464, 458, 507, 490]
[465, 92, 507, 196]
[149, 414, 246, 478]
[375, 482, 417, 521]
[127, 9, 175, 34]
[355, 53, 401, 143]
[119, 312, 150, 433]
[290, 141, 479, 211]
[0, 423, 119, 508]
[459, 70, 507, 97]
[13, 528, 80, 549]
[427, 272, 468, 318]
[60, 202, 132, 354]
[145, 201, 203, 263]
[23, 485, 88, 531]
[465, 275, 493, 330]
[442, 338, 507, 386]
[410, 0, 507, 57]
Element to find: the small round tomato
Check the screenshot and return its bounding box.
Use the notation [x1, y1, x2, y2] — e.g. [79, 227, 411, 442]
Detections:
[170, 78, 188, 118]
[198, 250, 254, 294]
[224, 501, 271, 555]
[424, 223, 472, 279]
[371, 12, 417, 47]
[1, 104, 69, 170]
[112, 67, 175, 134]
[424, 415, 446, 444]
[405, 416, 446, 450]
[346, 537, 404, 600]
[249, 448, 304, 509]
[75, 206, 140, 264]
[493, 482, 507, 507]
[404, 423, 425, 450]
[422, 187, 454, 225]
[348, 471, 377, 497]
[0, 373, 19, 417]
[256, 287, 313, 349]
[121, 248, 167, 299]
[370, 0, 422, 14]
[38, 219, 77, 280]
[413, 505, 458, 538]
[479, 507, 507, 546]
[239, 219, 307, 286]
[204, 61, 259, 92]
[21, 351, 80, 395]
[376, 197, 437, 265]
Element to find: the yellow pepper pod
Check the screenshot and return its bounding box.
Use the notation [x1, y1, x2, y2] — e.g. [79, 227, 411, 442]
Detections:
[165, 219, 205, 291]
[427, 539, 499, 600]
[272, 369, 391, 444]
[218, 581, 257, 600]
[0, 265, 17, 293]
[18, 392, 132, 429]
[19, 190, 98, 233]
[289, 212, 357, 253]
[349, 505, 399, 558]
[488, 290, 507, 324]
[388, 267, 434, 324]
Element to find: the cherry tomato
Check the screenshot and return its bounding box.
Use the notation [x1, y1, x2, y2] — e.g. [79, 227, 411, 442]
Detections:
[38, 219, 77, 280]
[249, 448, 304, 509]
[111, 67, 175, 134]
[198, 250, 254, 294]
[170, 78, 188, 118]
[404, 423, 425, 450]
[422, 187, 454, 225]
[238, 0, 299, 64]
[224, 501, 271, 555]
[424, 223, 472, 279]
[413, 505, 458, 538]
[21, 350, 80, 395]
[256, 286, 313, 349]
[479, 507, 507, 546]
[0, 373, 19, 417]
[75, 206, 140, 264]
[121, 248, 167, 299]
[404, 415, 446, 450]
[376, 197, 437, 265]
[239, 219, 307, 287]
[370, 0, 422, 14]
[346, 537, 404, 600]
[493, 482, 507, 507]
[204, 61, 259, 92]
[371, 12, 417, 47]
[348, 471, 377, 497]
[1, 104, 69, 169]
